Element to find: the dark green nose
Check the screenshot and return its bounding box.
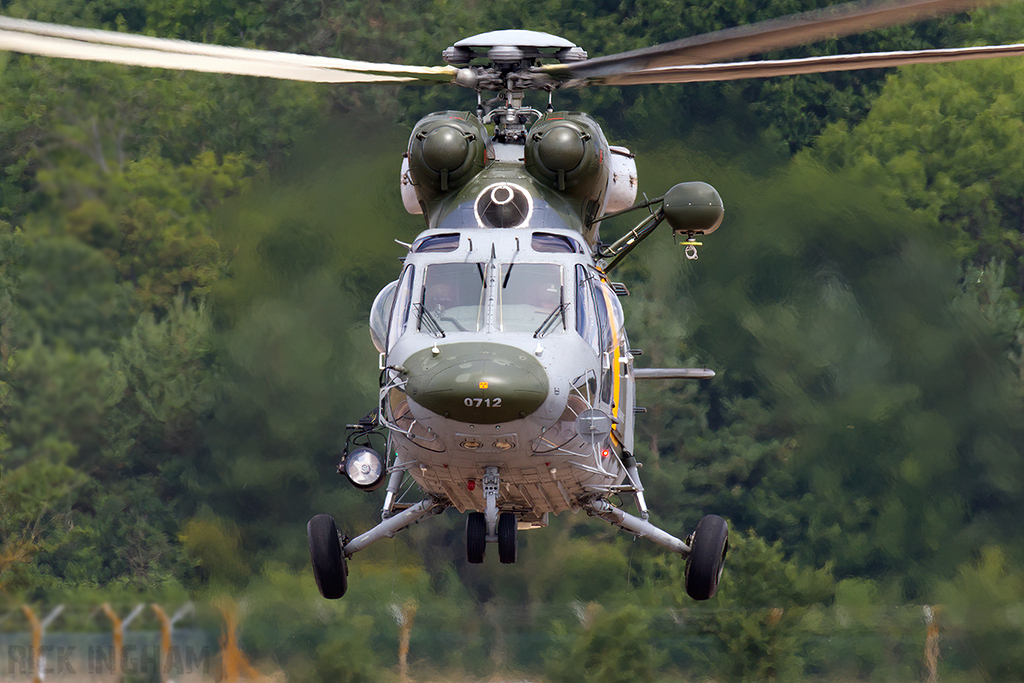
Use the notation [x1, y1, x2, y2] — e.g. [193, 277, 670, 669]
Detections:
[403, 342, 548, 424]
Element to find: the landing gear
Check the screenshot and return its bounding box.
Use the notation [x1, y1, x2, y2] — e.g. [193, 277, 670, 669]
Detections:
[465, 467, 519, 564]
[466, 509, 517, 564]
[685, 514, 729, 601]
[467, 512, 486, 563]
[307, 514, 348, 599]
[498, 512, 518, 564]
[582, 498, 729, 601]
[309, 498, 447, 598]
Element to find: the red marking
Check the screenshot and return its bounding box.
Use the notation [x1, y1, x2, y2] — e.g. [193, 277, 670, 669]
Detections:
[467, 479, 476, 491]
[601, 448, 610, 458]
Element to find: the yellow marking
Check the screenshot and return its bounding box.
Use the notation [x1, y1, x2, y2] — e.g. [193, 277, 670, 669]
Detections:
[599, 282, 622, 420]
[479, 381, 489, 389]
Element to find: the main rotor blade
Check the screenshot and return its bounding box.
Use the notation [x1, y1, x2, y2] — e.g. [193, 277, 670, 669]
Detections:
[0, 16, 456, 84]
[601, 42, 1024, 85]
[543, 0, 998, 84]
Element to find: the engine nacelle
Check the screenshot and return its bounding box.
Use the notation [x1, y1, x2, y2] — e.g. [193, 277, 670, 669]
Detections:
[524, 113, 609, 203]
[604, 145, 638, 213]
[406, 111, 490, 206]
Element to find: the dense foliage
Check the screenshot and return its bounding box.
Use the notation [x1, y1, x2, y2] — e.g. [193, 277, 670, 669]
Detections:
[3, 1, 1024, 681]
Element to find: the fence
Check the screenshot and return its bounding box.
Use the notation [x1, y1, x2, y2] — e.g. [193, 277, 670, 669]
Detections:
[1, 601, 279, 683]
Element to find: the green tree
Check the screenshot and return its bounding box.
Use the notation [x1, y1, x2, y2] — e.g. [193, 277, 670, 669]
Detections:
[671, 531, 834, 682]
[936, 547, 1024, 681]
[616, 140, 1024, 599]
[806, 56, 1024, 290]
[546, 603, 668, 683]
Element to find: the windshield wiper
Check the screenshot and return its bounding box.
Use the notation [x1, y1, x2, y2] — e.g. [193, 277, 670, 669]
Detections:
[415, 304, 446, 339]
[502, 262, 514, 288]
[534, 303, 567, 339]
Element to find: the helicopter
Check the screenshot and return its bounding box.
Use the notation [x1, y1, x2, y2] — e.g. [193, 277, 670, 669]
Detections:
[3, 0, 1023, 602]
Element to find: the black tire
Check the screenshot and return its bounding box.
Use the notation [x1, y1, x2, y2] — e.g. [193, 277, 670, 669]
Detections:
[685, 514, 729, 601]
[498, 512, 518, 564]
[307, 514, 348, 599]
[467, 512, 486, 564]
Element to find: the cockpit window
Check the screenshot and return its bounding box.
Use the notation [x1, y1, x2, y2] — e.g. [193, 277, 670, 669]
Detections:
[369, 280, 398, 352]
[412, 233, 460, 253]
[531, 232, 580, 253]
[388, 265, 415, 347]
[418, 263, 487, 334]
[498, 263, 565, 335]
[575, 265, 601, 350]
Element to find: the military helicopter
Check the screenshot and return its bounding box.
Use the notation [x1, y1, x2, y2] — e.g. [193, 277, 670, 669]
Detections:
[3, 0, 1023, 602]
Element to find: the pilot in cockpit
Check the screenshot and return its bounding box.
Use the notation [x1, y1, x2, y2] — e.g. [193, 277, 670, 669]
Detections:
[530, 282, 561, 316]
[425, 282, 455, 316]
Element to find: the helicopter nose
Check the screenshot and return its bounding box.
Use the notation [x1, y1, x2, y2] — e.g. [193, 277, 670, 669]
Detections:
[403, 342, 548, 424]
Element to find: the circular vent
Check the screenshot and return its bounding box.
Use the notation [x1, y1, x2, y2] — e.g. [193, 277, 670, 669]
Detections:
[475, 183, 532, 228]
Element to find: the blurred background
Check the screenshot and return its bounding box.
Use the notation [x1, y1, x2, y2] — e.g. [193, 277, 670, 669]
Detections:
[3, 0, 1024, 681]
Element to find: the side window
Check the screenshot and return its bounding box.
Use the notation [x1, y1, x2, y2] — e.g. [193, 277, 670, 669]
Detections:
[369, 280, 398, 352]
[412, 233, 460, 253]
[590, 277, 615, 354]
[387, 264, 415, 348]
[576, 269, 623, 406]
[596, 279, 625, 352]
[532, 233, 579, 253]
[596, 278, 628, 407]
[575, 265, 600, 350]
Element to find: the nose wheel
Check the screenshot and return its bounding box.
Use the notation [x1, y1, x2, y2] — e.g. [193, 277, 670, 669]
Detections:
[467, 512, 486, 563]
[465, 510, 518, 564]
[497, 512, 518, 564]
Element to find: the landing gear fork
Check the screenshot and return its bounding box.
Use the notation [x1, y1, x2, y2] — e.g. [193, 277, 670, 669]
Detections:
[483, 466, 500, 541]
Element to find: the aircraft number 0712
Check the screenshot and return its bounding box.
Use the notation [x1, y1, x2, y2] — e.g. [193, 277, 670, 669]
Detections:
[464, 397, 502, 408]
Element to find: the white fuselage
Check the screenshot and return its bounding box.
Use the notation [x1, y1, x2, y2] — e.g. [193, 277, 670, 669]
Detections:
[375, 225, 636, 526]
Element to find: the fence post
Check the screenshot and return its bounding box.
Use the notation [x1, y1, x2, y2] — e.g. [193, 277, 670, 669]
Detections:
[216, 599, 262, 682]
[924, 604, 942, 683]
[151, 602, 195, 683]
[100, 603, 144, 681]
[21, 604, 63, 683]
[390, 599, 418, 683]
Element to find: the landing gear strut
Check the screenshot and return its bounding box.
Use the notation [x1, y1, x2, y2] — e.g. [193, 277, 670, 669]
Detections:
[307, 498, 448, 598]
[464, 467, 518, 564]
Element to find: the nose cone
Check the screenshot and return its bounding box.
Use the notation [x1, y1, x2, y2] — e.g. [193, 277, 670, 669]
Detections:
[404, 342, 548, 424]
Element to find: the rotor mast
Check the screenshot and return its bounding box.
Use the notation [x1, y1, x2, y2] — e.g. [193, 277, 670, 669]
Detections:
[443, 30, 588, 142]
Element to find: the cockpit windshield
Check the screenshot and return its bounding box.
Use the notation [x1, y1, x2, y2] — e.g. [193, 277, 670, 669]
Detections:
[419, 263, 487, 334]
[498, 263, 565, 335]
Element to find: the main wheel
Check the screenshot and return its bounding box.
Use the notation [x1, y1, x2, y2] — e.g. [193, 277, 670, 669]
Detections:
[307, 514, 348, 599]
[684, 514, 729, 601]
[498, 512, 518, 564]
[466, 512, 486, 564]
